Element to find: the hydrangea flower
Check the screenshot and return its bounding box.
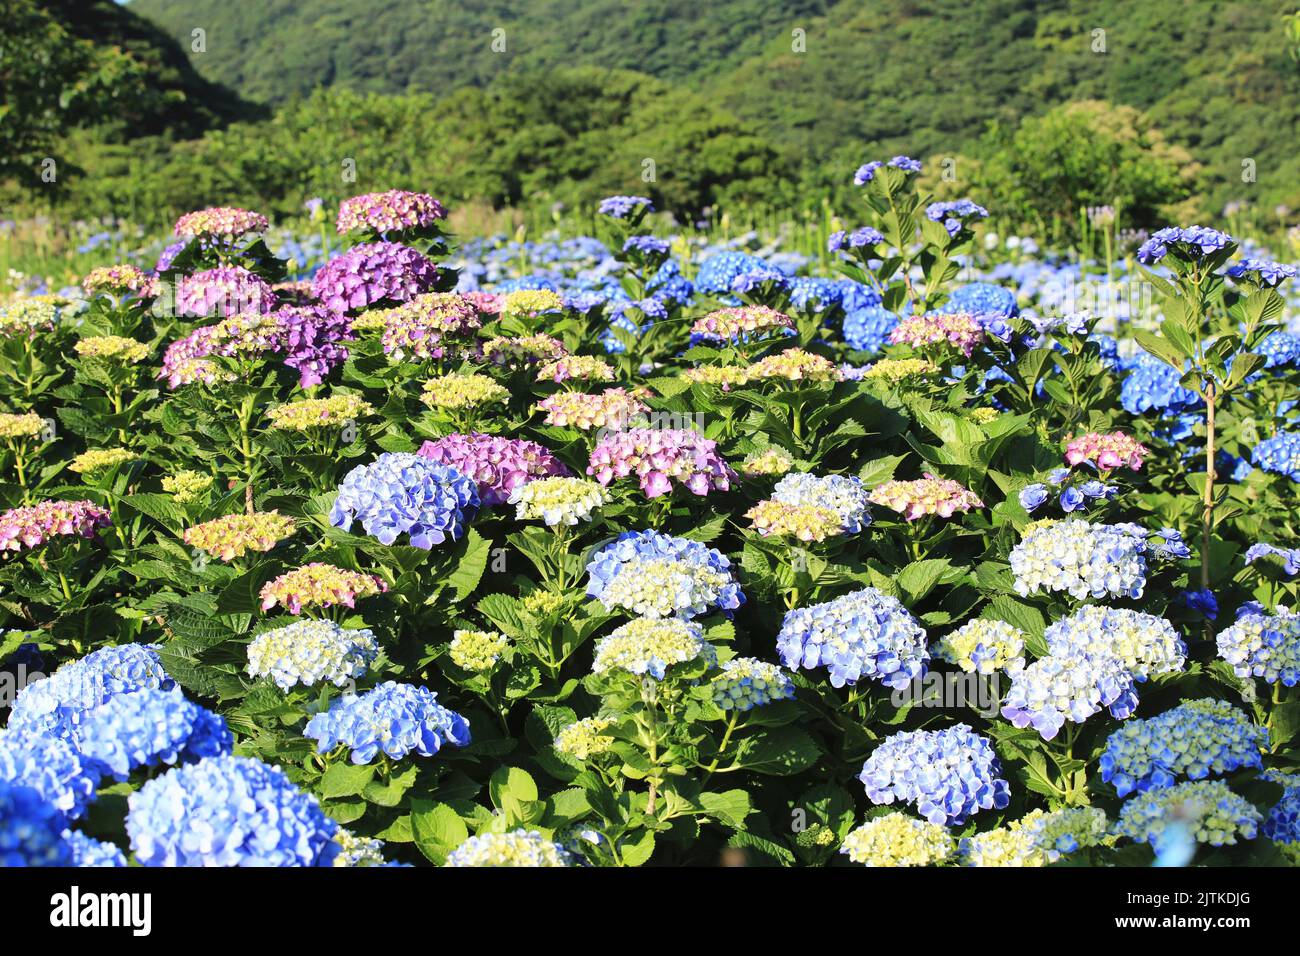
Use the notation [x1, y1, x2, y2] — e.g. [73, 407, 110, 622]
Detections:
[77, 687, 233, 780]
[0, 781, 72, 867]
[1227, 258, 1299, 288]
[554, 717, 617, 761]
[445, 829, 575, 867]
[853, 155, 922, 184]
[259, 563, 388, 614]
[81, 265, 159, 298]
[536, 388, 648, 431]
[303, 681, 470, 764]
[868, 473, 983, 520]
[709, 658, 795, 711]
[331, 452, 479, 547]
[587, 427, 734, 498]
[183, 511, 295, 562]
[74, 335, 150, 363]
[69, 448, 135, 475]
[1216, 607, 1300, 685]
[925, 199, 989, 236]
[935, 619, 1026, 674]
[418, 432, 568, 507]
[246, 620, 379, 691]
[1253, 432, 1300, 481]
[65, 830, 127, 867]
[312, 242, 438, 313]
[0, 731, 102, 819]
[1009, 519, 1147, 600]
[861, 358, 939, 383]
[126, 755, 340, 866]
[1119, 353, 1201, 416]
[8, 644, 174, 742]
[267, 395, 375, 432]
[375, 293, 482, 360]
[337, 190, 446, 235]
[691, 306, 794, 343]
[827, 227, 886, 252]
[422, 372, 511, 410]
[944, 282, 1018, 317]
[1115, 780, 1260, 850]
[162, 470, 214, 503]
[859, 724, 1010, 826]
[740, 445, 795, 477]
[176, 266, 276, 318]
[1136, 226, 1235, 264]
[332, 829, 391, 867]
[776, 587, 928, 690]
[1045, 605, 1187, 681]
[448, 629, 510, 672]
[174, 206, 269, 241]
[585, 530, 744, 619]
[508, 476, 608, 526]
[597, 196, 654, 219]
[0, 499, 111, 553]
[1262, 770, 1300, 843]
[844, 305, 903, 354]
[744, 500, 845, 542]
[1000, 649, 1138, 740]
[591, 618, 710, 679]
[745, 347, 842, 382]
[1099, 699, 1266, 797]
[480, 332, 568, 367]
[1244, 542, 1300, 576]
[771, 472, 873, 533]
[536, 355, 616, 384]
[840, 813, 954, 866]
[1064, 431, 1148, 471]
[888, 312, 987, 356]
[960, 807, 1108, 866]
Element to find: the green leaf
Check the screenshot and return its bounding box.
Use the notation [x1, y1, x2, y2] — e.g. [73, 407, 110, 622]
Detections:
[698, 789, 754, 829]
[411, 800, 469, 865]
[319, 762, 377, 799]
[731, 726, 821, 776]
[447, 529, 491, 602]
[897, 558, 955, 603]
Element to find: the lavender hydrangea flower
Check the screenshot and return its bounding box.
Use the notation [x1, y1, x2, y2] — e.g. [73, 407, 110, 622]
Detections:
[776, 588, 928, 690]
[312, 242, 438, 313]
[859, 724, 1010, 826]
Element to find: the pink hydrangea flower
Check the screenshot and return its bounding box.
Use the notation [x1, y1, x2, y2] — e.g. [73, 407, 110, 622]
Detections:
[587, 428, 735, 498]
[691, 305, 794, 343]
[868, 473, 984, 520]
[337, 191, 447, 236]
[1064, 431, 1148, 472]
[376, 293, 481, 361]
[888, 312, 986, 357]
[176, 267, 277, 318]
[462, 291, 505, 316]
[0, 500, 112, 552]
[418, 433, 569, 506]
[174, 207, 269, 241]
[260, 562, 388, 615]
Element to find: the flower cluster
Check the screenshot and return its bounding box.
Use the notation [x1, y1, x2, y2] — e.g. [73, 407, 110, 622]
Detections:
[587, 427, 734, 498]
[1064, 431, 1148, 471]
[1009, 519, 1147, 600]
[586, 530, 744, 619]
[0, 412, 43, 438]
[507, 476, 608, 526]
[1215, 607, 1300, 685]
[422, 372, 511, 410]
[690, 306, 794, 343]
[554, 717, 617, 761]
[448, 629, 510, 672]
[0, 781, 72, 866]
[777, 588, 928, 689]
[744, 347, 841, 382]
[1114, 780, 1260, 850]
[925, 199, 989, 236]
[267, 394, 374, 431]
[183, 511, 296, 562]
[162, 470, 213, 503]
[840, 813, 955, 867]
[330, 452, 479, 547]
[1000, 648, 1138, 740]
[77, 687, 233, 780]
[935, 619, 1026, 674]
[1263, 771, 1300, 843]
[0, 731, 102, 818]
[1136, 226, 1235, 264]
[868, 473, 983, 520]
[66, 830, 127, 868]
[176, 266, 276, 317]
[591, 618, 710, 679]
[333, 830, 389, 867]
[771, 472, 873, 532]
[709, 657, 795, 711]
[445, 829, 575, 867]
[536, 388, 648, 430]
[859, 724, 1010, 826]
[126, 755, 340, 866]
[418, 432, 569, 506]
[481, 333, 568, 367]
[0, 499, 111, 553]
[597, 195, 654, 219]
[7, 643, 174, 741]
[304, 681, 471, 764]
[247, 620, 379, 691]
[70, 448, 135, 475]
[681, 364, 751, 390]
[174, 206, 269, 241]
[260, 563, 387, 614]
[1253, 432, 1300, 481]
[536, 355, 616, 384]
[74, 335, 150, 363]
[1226, 257, 1298, 288]
[888, 312, 986, 356]
[82, 265, 159, 297]
[744, 500, 844, 542]
[861, 358, 939, 383]
[312, 242, 438, 313]
[337, 190, 446, 235]
[376, 292, 482, 360]
[1045, 605, 1187, 681]
[853, 155, 923, 184]
[502, 289, 564, 316]
[740, 445, 794, 477]
[961, 807, 1107, 866]
[1099, 699, 1266, 797]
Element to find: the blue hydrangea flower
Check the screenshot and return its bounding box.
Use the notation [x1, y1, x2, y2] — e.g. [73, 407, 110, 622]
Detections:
[1262, 770, 1300, 843]
[828, 227, 885, 252]
[127, 755, 340, 867]
[771, 472, 872, 533]
[7, 643, 174, 742]
[77, 688, 232, 781]
[1136, 226, 1235, 264]
[1115, 780, 1259, 850]
[1099, 699, 1266, 797]
[1257, 331, 1300, 368]
[0, 731, 102, 819]
[925, 199, 989, 236]
[1252, 432, 1300, 482]
[709, 657, 796, 711]
[842, 305, 901, 353]
[1000, 649, 1138, 740]
[1225, 257, 1297, 288]
[731, 266, 790, 295]
[585, 530, 744, 619]
[1245, 542, 1300, 576]
[622, 235, 670, 257]
[777, 587, 928, 690]
[303, 681, 471, 764]
[246, 620, 379, 691]
[598, 195, 654, 219]
[330, 452, 479, 548]
[1009, 519, 1148, 600]
[788, 276, 844, 312]
[0, 781, 71, 867]
[1180, 588, 1219, 620]
[65, 830, 127, 867]
[694, 251, 770, 297]
[1045, 605, 1187, 681]
[1216, 607, 1300, 685]
[1018, 484, 1047, 512]
[853, 156, 921, 184]
[943, 282, 1018, 317]
[859, 724, 1010, 826]
[1120, 353, 1201, 415]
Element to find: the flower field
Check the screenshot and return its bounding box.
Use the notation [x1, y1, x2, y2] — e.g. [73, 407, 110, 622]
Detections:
[3, 164, 1300, 869]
